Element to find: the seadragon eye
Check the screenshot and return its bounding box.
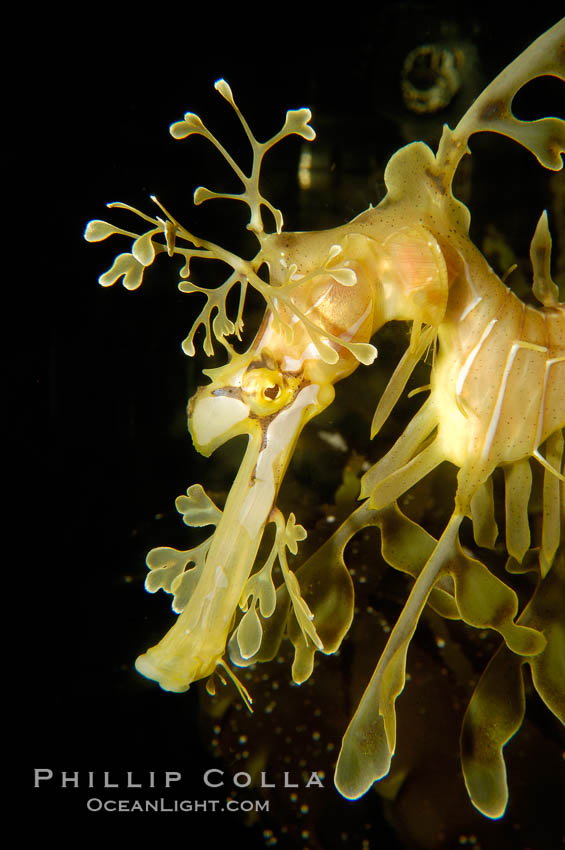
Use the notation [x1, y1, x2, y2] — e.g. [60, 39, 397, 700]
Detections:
[263, 384, 280, 400]
[241, 366, 299, 416]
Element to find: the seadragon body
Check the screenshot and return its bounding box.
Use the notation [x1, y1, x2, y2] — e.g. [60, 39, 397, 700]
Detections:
[86, 21, 564, 819]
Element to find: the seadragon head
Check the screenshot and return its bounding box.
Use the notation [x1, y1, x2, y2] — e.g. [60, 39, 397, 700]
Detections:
[85, 78, 391, 708]
[86, 80, 384, 450]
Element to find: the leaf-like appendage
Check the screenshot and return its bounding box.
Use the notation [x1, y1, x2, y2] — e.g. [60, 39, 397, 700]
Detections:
[168, 78, 316, 240]
[233, 504, 326, 672]
[145, 546, 188, 594]
[376, 503, 460, 620]
[522, 550, 565, 723]
[439, 20, 565, 195]
[145, 541, 210, 613]
[240, 548, 277, 619]
[272, 510, 322, 653]
[283, 512, 307, 555]
[281, 108, 316, 142]
[328, 267, 357, 287]
[175, 483, 222, 528]
[335, 511, 463, 799]
[449, 553, 546, 657]
[236, 604, 263, 660]
[530, 211, 560, 307]
[461, 546, 564, 817]
[179, 273, 243, 357]
[98, 252, 145, 290]
[144, 484, 221, 612]
[84, 220, 123, 242]
[461, 649, 525, 819]
[132, 231, 157, 266]
[169, 112, 207, 139]
[87, 83, 379, 365]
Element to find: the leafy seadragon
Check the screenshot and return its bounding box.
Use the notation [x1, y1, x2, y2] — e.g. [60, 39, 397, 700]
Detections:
[85, 20, 564, 819]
